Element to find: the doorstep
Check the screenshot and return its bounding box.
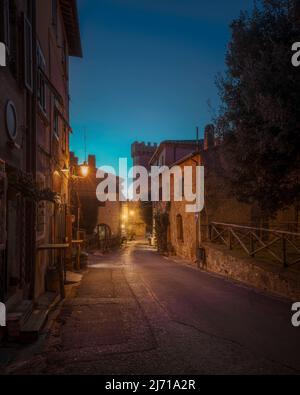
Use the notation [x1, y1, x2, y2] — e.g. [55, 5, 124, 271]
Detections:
[4, 292, 60, 344]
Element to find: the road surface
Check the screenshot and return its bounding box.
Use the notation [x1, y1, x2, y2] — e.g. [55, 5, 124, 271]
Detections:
[6, 241, 300, 375]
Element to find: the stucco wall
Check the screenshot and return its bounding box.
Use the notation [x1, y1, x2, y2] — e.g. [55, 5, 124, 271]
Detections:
[169, 202, 197, 261]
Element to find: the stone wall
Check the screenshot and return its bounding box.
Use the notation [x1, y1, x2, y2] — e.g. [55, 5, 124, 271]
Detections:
[98, 201, 121, 237]
[122, 201, 147, 238]
[202, 242, 300, 300]
[169, 202, 197, 262]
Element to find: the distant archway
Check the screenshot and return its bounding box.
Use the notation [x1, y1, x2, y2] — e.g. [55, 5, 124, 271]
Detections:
[96, 224, 112, 252]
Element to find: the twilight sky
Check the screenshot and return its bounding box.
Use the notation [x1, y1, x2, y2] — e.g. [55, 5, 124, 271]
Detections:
[70, 0, 253, 170]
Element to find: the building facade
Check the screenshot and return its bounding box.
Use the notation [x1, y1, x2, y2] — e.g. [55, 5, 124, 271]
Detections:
[156, 127, 299, 264]
[0, 0, 82, 309]
[149, 139, 201, 248]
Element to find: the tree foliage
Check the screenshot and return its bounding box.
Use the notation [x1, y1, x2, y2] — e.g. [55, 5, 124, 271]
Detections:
[216, 0, 300, 217]
[140, 201, 153, 232]
[8, 171, 60, 203]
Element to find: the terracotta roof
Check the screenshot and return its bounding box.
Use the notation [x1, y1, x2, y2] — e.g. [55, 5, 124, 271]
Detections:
[170, 152, 201, 167]
[149, 140, 203, 165]
[60, 0, 82, 57]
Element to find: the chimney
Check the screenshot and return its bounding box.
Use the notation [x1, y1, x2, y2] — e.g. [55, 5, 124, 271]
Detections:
[204, 124, 215, 151]
[70, 152, 78, 166]
[88, 155, 96, 169]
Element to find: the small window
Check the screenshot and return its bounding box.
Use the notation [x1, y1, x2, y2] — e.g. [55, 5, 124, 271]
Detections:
[0, 160, 7, 250]
[37, 42, 47, 113]
[62, 124, 67, 152]
[53, 108, 59, 140]
[176, 214, 184, 242]
[0, 0, 10, 51]
[1, 0, 18, 76]
[26, 0, 32, 21]
[24, 14, 33, 91]
[52, 0, 57, 28]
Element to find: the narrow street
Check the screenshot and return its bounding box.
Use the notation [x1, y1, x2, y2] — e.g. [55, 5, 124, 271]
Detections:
[7, 241, 300, 375]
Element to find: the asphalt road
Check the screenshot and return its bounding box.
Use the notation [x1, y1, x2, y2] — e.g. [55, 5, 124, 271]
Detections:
[129, 242, 300, 373]
[6, 241, 300, 375]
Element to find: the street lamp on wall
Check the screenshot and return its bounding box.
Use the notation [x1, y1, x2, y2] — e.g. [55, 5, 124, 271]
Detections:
[79, 129, 89, 178]
[59, 163, 89, 179]
[79, 161, 89, 178]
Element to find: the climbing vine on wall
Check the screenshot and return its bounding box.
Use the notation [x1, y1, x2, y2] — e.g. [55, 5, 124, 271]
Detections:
[154, 211, 169, 254]
[8, 171, 60, 203]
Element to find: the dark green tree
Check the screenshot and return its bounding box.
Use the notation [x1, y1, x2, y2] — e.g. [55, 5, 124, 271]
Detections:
[154, 211, 169, 253]
[140, 201, 153, 233]
[216, 0, 300, 218]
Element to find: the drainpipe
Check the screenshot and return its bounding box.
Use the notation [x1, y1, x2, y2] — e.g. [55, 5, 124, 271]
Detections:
[192, 128, 203, 265]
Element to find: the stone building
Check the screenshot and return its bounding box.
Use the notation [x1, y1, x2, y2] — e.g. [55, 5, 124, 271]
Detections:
[149, 139, 201, 247]
[69, 153, 99, 236]
[131, 141, 158, 234]
[98, 199, 122, 239]
[149, 140, 201, 167]
[167, 153, 201, 262]
[70, 152, 124, 244]
[35, 0, 82, 298]
[161, 126, 299, 264]
[131, 141, 157, 171]
[0, 0, 82, 319]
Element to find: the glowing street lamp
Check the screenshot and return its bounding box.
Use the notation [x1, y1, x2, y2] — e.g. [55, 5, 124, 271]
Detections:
[79, 129, 89, 178]
[79, 161, 89, 178]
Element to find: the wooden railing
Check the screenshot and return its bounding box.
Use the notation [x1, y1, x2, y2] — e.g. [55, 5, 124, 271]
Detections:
[208, 222, 300, 268]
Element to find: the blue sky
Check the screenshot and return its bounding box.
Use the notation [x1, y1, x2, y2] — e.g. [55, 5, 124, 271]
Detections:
[70, 0, 253, 169]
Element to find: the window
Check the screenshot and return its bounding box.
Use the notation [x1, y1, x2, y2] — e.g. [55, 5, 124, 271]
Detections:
[37, 42, 47, 113]
[176, 214, 184, 242]
[62, 124, 67, 152]
[26, 0, 32, 21]
[62, 38, 66, 66]
[0, 160, 7, 250]
[0, 0, 10, 51]
[24, 14, 33, 91]
[1, 0, 18, 75]
[52, 0, 57, 30]
[53, 108, 59, 140]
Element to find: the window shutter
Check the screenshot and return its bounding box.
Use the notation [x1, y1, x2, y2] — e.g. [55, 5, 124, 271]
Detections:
[52, 0, 57, 27]
[0, 0, 9, 48]
[0, 0, 4, 43]
[23, 13, 33, 91]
